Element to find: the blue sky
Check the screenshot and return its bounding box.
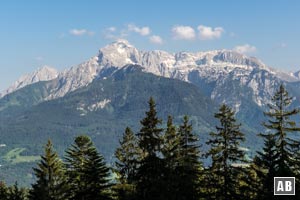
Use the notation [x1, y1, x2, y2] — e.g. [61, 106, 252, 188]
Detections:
[0, 0, 300, 90]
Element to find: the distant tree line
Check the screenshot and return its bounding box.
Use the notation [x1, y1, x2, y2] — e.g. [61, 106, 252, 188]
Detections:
[0, 84, 299, 199]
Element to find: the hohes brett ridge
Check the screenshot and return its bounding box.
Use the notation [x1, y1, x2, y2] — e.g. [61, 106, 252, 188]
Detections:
[1, 1, 300, 199]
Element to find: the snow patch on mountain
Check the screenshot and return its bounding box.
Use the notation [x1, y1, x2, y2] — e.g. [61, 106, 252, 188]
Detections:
[77, 103, 87, 116]
[76, 99, 111, 115]
[88, 99, 111, 111]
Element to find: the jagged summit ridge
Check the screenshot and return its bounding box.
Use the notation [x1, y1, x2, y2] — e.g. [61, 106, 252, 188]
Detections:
[95, 40, 273, 83]
[2, 40, 299, 108]
[98, 40, 267, 73]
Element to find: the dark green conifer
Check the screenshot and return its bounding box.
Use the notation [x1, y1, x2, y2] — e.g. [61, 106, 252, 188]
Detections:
[161, 116, 180, 200]
[29, 140, 68, 200]
[138, 97, 163, 157]
[114, 127, 139, 200]
[206, 104, 246, 200]
[175, 115, 202, 200]
[7, 182, 27, 200]
[260, 84, 300, 199]
[65, 135, 111, 200]
[162, 116, 178, 166]
[0, 181, 8, 200]
[262, 84, 300, 177]
[136, 97, 166, 200]
[251, 134, 278, 200]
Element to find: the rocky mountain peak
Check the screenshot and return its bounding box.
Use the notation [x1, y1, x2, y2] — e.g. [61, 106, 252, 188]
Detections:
[212, 50, 265, 68]
[34, 66, 59, 79]
[97, 39, 140, 67]
[1, 65, 58, 97]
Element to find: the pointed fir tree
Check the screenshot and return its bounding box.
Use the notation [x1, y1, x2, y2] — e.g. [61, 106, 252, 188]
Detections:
[250, 134, 278, 200]
[115, 127, 139, 184]
[262, 84, 300, 177]
[161, 115, 181, 199]
[29, 140, 68, 200]
[0, 181, 8, 200]
[136, 97, 167, 200]
[114, 127, 140, 200]
[162, 116, 178, 164]
[7, 182, 27, 200]
[65, 135, 111, 200]
[138, 97, 163, 157]
[206, 104, 246, 200]
[261, 84, 300, 198]
[175, 115, 202, 200]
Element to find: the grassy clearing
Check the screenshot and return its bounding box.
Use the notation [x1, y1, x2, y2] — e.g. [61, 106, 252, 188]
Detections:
[3, 148, 40, 164]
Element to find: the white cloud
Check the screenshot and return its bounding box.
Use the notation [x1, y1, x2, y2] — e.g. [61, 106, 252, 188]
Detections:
[279, 42, 287, 48]
[119, 29, 129, 38]
[127, 24, 151, 36]
[107, 26, 116, 32]
[197, 25, 224, 40]
[69, 29, 94, 36]
[103, 27, 118, 39]
[233, 44, 257, 54]
[35, 56, 43, 61]
[172, 26, 195, 40]
[149, 35, 163, 44]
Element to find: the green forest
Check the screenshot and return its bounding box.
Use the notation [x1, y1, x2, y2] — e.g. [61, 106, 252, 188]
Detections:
[0, 84, 300, 200]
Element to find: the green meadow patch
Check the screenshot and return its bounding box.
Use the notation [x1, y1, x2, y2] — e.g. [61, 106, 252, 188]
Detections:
[3, 148, 40, 164]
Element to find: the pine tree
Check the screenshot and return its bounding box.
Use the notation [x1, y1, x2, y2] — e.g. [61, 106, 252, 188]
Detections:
[206, 104, 246, 200]
[136, 97, 166, 200]
[65, 135, 111, 200]
[262, 84, 300, 177]
[261, 84, 300, 198]
[175, 115, 202, 200]
[161, 116, 180, 200]
[84, 146, 112, 199]
[251, 134, 278, 200]
[162, 116, 179, 168]
[114, 127, 139, 200]
[7, 182, 27, 200]
[0, 181, 8, 200]
[29, 140, 68, 200]
[115, 127, 139, 184]
[138, 97, 163, 157]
